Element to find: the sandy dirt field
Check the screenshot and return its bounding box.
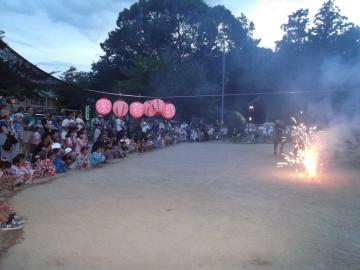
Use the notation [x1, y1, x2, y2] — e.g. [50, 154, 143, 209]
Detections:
[0, 143, 359, 270]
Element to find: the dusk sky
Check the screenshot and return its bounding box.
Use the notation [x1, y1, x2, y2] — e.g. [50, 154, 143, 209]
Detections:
[0, 0, 358, 74]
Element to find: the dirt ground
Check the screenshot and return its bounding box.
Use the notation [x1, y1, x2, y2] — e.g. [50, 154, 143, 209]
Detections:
[0, 143, 359, 270]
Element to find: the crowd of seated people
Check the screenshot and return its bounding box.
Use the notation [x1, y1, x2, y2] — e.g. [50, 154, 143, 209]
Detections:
[0, 104, 225, 231]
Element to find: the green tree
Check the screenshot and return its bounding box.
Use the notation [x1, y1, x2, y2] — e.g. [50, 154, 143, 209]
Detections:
[92, 0, 257, 91]
[276, 9, 310, 52]
[58, 66, 93, 108]
[310, 0, 352, 49]
[61, 66, 91, 88]
[113, 49, 217, 119]
[91, 0, 259, 119]
[149, 50, 217, 118]
[113, 55, 159, 95]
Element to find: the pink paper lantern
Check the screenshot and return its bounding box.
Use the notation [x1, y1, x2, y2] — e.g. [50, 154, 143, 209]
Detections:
[162, 103, 176, 120]
[144, 100, 156, 117]
[112, 100, 129, 118]
[96, 98, 112, 116]
[151, 99, 165, 116]
[129, 101, 144, 119]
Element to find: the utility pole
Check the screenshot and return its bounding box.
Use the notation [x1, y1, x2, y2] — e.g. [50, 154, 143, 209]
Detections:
[221, 52, 226, 125]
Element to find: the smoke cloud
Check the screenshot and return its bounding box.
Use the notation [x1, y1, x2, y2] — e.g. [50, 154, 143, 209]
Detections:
[306, 56, 360, 164]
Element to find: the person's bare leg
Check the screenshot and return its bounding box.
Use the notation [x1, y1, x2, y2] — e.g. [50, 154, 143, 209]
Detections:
[0, 208, 9, 223]
[274, 141, 278, 155]
[280, 142, 284, 155]
[22, 143, 31, 158]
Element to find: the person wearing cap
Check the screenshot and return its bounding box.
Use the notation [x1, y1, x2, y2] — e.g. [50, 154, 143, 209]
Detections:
[62, 147, 76, 169]
[51, 142, 61, 150]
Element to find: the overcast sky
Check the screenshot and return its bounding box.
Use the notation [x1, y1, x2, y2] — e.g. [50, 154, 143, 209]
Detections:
[0, 0, 358, 74]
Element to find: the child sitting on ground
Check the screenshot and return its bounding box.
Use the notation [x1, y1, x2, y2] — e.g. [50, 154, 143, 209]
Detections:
[62, 148, 77, 169]
[137, 138, 145, 153]
[10, 156, 25, 186]
[75, 131, 87, 155]
[144, 138, 154, 152]
[103, 137, 116, 160]
[0, 160, 17, 190]
[128, 137, 137, 153]
[41, 152, 57, 177]
[90, 145, 105, 167]
[65, 128, 77, 151]
[32, 155, 42, 179]
[113, 140, 126, 159]
[51, 149, 68, 173]
[76, 146, 89, 170]
[17, 154, 34, 184]
[32, 153, 56, 178]
[153, 133, 162, 149]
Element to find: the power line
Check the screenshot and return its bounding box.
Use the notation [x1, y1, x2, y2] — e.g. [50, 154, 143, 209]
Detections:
[83, 88, 352, 99]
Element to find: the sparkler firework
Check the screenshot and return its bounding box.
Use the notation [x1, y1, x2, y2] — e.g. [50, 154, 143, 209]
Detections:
[277, 117, 320, 178]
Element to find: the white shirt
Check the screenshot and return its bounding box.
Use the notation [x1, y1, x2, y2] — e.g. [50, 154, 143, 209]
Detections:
[181, 123, 188, 129]
[115, 118, 124, 132]
[221, 127, 228, 135]
[76, 117, 85, 129]
[141, 121, 149, 133]
[62, 118, 75, 128]
[94, 128, 101, 141]
[142, 125, 149, 133]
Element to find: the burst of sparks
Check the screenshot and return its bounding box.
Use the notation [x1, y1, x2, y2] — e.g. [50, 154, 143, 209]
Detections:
[277, 118, 320, 178]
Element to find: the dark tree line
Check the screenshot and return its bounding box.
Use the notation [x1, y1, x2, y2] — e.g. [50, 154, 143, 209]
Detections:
[63, 0, 360, 122]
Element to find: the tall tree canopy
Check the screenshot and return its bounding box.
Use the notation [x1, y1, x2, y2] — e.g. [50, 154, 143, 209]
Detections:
[273, 0, 360, 117]
[276, 9, 310, 52]
[90, 0, 264, 120]
[310, 0, 352, 46]
[92, 0, 258, 88]
[78, 0, 360, 121]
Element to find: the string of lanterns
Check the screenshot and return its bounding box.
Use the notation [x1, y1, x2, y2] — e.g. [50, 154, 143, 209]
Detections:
[95, 98, 176, 120]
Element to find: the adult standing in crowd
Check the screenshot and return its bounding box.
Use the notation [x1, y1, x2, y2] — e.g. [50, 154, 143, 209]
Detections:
[41, 111, 54, 135]
[61, 112, 76, 140]
[75, 112, 85, 130]
[115, 116, 125, 141]
[50, 129, 61, 143]
[22, 106, 37, 158]
[141, 119, 150, 140]
[12, 107, 24, 143]
[0, 108, 17, 160]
